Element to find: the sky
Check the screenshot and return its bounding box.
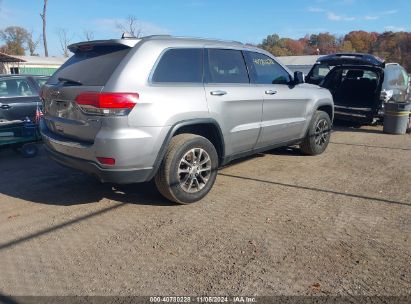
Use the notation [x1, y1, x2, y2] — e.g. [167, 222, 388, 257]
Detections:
[0, 0, 409, 57]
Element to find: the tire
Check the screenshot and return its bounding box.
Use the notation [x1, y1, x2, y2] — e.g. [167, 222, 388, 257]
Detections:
[155, 134, 218, 204]
[300, 111, 332, 155]
[21, 143, 38, 158]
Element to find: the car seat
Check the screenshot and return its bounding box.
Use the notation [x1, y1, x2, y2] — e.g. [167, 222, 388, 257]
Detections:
[18, 81, 31, 96]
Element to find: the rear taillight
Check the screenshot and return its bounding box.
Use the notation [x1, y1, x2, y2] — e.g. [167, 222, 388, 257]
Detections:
[75, 92, 138, 116]
[97, 157, 116, 166]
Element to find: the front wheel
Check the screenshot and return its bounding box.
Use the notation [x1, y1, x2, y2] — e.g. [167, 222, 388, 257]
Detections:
[155, 134, 218, 204]
[300, 111, 332, 155]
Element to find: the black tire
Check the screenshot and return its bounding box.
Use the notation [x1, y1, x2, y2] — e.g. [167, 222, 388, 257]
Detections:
[300, 111, 332, 155]
[21, 143, 38, 158]
[155, 134, 218, 204]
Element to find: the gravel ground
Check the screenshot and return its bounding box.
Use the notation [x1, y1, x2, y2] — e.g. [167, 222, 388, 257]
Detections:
[0, 124, 410, 297]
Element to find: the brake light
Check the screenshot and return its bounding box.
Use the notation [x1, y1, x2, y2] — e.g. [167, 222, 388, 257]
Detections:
[75, 92, 138, 115]
[97, 157, 116, 166]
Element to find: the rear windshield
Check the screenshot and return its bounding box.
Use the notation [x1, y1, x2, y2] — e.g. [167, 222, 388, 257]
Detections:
[48, 45, 131, 86]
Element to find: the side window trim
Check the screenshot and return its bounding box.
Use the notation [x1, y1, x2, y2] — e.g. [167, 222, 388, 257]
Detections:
[204, 48, 251, 85]
[243, 51, 258, 83]
[149, 47, 204, 85]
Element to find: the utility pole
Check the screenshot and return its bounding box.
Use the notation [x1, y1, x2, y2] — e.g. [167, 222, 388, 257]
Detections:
[40, 0, 48, 57]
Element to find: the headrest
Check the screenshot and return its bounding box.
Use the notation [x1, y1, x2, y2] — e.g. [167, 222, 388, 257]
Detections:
[346, 70, 364, 79]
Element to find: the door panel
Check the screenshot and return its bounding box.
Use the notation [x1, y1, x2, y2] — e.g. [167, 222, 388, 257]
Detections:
[256, 84, 309, 147]
[0, 76, 40, 121]
[0, 96, 41, 121]
[244, 51, 309, 148]
[204, 48, 262, 156]
[205, 84, 262, 155]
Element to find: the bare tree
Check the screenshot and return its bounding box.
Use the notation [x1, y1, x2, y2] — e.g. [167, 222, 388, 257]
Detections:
[83, 30, 94, 41]
[40, 0, 48, 57]
[56, 28, 73, 57]
[116, 15, 143, 38]
[27, 30, 41, 56]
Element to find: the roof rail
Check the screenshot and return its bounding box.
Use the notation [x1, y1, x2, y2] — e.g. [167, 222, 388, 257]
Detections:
[139, 35, 244, 45]
[140, 35, 172, 39]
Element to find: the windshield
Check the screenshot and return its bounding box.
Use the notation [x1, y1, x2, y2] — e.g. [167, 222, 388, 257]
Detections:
[48, 45, 131, 86]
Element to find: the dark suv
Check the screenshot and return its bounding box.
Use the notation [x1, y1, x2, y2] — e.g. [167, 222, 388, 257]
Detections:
[306, 53, 410, 123]
[0, 75, 49, 122]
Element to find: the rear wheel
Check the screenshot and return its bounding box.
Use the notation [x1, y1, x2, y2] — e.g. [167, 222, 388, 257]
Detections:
[300, 111, 331, 155]
[155, 134, 218, 204]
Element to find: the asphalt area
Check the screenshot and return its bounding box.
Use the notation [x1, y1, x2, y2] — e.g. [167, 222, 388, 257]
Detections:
[0, 124, 410, 297]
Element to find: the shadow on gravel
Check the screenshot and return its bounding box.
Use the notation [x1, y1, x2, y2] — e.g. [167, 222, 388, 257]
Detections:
[332, 120, 383, 134]
[0, 148, 174, 207]
[264, 146, 303, 156]
[0, 293, 18, 304]
[219, 173, 411, 207]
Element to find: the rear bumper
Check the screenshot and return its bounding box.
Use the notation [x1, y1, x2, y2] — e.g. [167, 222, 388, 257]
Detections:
[40, 119, 160, 184]
[43, 144, 152, 183]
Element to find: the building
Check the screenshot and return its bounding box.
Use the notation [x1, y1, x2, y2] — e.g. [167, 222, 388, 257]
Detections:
[0, 52, 66, 75]
[277, 55, 321, 74]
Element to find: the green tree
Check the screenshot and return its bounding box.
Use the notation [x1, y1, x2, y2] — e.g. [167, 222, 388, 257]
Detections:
[0, 26, 30, 55]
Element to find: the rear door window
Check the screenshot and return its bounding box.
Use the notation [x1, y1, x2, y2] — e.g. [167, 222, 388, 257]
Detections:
[48, 45, 131, 86]
[0, 77, 35, 97]
[152, 48, 203, 83]
[246, 51, 291, 84]
[205, 49, 249, 84]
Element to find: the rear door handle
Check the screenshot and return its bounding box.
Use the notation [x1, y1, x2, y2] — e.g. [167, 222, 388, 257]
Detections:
[210, 90, 227, 96]
[265, 90, 277, 95]
[0, 105, 11, 109]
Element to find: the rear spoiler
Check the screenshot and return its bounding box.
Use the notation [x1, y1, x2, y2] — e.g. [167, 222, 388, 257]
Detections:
[68, 39, 140, 53]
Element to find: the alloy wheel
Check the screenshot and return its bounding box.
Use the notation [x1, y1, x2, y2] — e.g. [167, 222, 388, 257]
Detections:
[178, 148, 212, 193]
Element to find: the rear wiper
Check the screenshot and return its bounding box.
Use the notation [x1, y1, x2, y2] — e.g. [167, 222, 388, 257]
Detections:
[58, 77, 82, 86]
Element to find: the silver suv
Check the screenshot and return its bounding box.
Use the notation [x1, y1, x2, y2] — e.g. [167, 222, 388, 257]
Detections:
[40, 35, 334, 204]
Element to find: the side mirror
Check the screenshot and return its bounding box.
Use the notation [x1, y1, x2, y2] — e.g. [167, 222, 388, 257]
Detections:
[293, 71, 305, 85]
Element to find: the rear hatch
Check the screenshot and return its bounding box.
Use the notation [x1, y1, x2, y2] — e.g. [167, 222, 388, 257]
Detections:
[306, 53, 385, 85]
[321, 65, 385, 121]
[42, 40, 137, 142]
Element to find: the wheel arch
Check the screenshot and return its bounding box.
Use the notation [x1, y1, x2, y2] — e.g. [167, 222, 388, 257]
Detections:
[316, 104, 334, 122]
[147, 118, 225, 180]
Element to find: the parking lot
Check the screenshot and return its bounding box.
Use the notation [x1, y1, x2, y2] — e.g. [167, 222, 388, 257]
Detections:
[0, 124, 410, 296]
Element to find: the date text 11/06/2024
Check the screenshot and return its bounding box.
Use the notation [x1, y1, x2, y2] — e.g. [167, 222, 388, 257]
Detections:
[149, 296, 257, 303]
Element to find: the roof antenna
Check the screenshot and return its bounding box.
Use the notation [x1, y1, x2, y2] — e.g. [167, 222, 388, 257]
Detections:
[121, 32, 135, 39]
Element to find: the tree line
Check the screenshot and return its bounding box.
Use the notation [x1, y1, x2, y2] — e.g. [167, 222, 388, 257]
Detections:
[259, 31, 411, 71]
